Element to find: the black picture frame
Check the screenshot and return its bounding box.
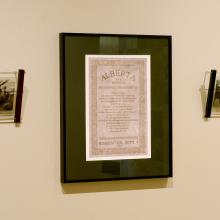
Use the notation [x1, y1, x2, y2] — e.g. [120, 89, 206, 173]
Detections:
[60, 33, 172, 183]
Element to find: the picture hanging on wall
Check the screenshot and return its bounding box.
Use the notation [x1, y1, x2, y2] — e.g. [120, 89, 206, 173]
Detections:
[0, 75, 16, 118]
[60, 33, 172, 183]
[0, 70, 25, 123]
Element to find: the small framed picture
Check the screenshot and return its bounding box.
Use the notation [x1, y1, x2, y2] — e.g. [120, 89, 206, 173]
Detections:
[0, 70, 25, 123]
[213, 78, 220, 107]
[60, 33, 172, 183]
[0, 72, 17, 121]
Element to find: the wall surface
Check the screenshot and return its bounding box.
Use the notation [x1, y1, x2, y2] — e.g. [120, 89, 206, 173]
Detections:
[1, 0, 220, 219]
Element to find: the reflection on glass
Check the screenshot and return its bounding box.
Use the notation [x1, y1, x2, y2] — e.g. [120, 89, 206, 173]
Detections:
[100, 36, 119, 54]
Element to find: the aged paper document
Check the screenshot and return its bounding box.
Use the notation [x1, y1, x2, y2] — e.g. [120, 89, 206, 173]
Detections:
[86, 55, 151, 161]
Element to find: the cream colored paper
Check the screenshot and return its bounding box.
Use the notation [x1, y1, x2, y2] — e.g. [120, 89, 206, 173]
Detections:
[86, 55, 151, 161]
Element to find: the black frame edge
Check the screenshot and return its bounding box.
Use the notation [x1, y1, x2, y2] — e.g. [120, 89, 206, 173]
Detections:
[63, 174, 171, 183]
[168, 36, 173, 177]
[60, 33, 67, 183]
[14, 69, 25, 123]
[60, 32, 172, 39]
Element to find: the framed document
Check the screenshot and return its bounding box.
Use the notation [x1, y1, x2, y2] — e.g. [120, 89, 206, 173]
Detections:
[60, 33, 172, 182]
[86, 55, 151, 161]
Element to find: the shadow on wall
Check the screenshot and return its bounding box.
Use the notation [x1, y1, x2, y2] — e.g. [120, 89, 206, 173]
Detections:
[61, 178, 173, 194]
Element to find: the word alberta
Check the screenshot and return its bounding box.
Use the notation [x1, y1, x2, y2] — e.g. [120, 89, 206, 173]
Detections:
[101, 69, 135, 81]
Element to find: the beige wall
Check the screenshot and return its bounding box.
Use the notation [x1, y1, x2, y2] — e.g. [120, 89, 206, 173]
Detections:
[0, 0, 220, 219]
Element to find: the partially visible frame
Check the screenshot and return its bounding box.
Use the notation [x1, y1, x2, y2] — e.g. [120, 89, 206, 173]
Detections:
[60, 33, 172, 183]
[0, 69, 25, 123]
